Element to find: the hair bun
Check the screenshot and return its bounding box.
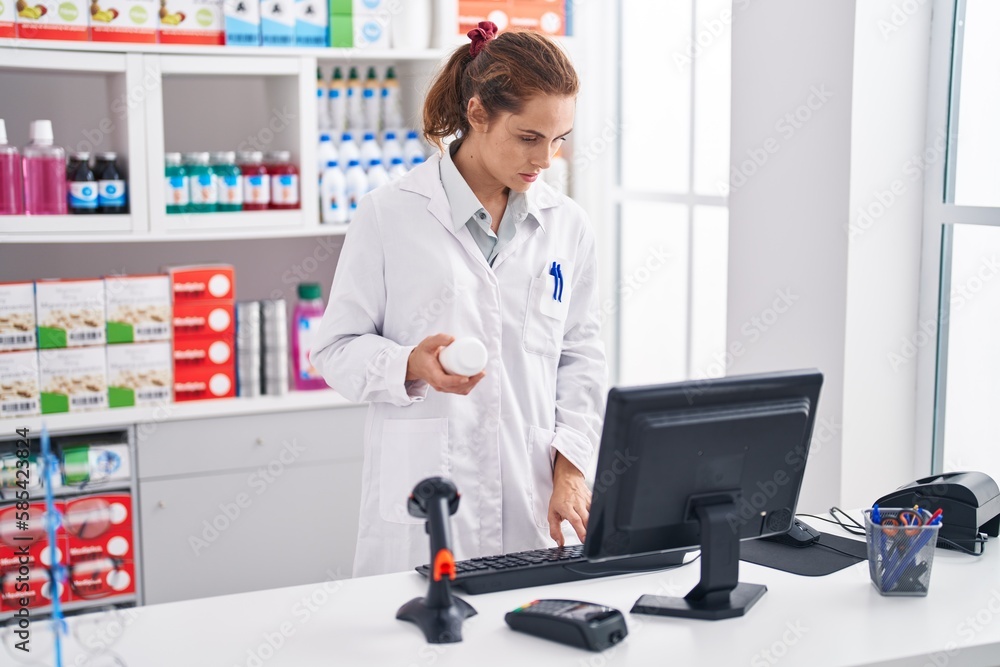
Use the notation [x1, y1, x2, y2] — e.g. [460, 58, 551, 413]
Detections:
[468, 21, 498, 58]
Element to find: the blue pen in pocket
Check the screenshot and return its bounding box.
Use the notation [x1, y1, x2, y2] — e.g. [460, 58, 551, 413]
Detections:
[549, 261, 563, 302]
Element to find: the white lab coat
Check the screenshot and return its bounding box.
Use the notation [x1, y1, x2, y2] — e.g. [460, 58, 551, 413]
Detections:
[310, 152, 607, 577]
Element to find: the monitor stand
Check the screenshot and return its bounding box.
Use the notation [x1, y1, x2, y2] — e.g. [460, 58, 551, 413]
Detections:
[631, 501, 767, 620]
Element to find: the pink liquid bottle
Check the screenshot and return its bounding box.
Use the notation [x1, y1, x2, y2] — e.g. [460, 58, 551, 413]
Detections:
[0, 119, 23, 215]
[292, 282, 328, 391]
[23, 120, 67, 216]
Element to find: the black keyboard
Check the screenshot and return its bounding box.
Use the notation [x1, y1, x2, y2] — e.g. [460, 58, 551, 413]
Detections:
[415, 544, 688, 595]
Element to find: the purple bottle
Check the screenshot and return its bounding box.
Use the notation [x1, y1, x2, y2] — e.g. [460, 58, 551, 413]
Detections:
[0, 119, 23, 215]
[22, 120, 67, 216]
[292, 282, 328, 391]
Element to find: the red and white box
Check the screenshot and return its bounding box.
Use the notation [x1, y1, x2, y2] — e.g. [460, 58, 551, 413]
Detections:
[168, 264, 235, 303]
[15, 0, 90, 40]
[173, 335, 234, 370]
[458, 0, 565, 36]
[173, 363, 235, 401]
[90, 0, 158, 43]
[68, 556, 136, 600]
[173, 335, 235, 401]
[0, 567, 70, 611]
[0, 0, 15, 38]
[0, 502, 67, 574]
[64, 493, 133, 564]
[0, 535, 68, 574]
[173, 301, 235, 337]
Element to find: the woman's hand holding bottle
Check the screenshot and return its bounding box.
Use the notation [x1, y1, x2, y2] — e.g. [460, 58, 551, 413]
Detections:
[406, 333, 486, 395]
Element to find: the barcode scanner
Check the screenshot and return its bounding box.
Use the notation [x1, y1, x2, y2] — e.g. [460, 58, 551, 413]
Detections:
[396, 477, 477, 643]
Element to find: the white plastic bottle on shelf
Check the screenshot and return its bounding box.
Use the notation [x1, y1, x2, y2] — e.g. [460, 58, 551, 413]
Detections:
[346, 66, 364, 131]
[329, 67, 347, 134]
[344, 159, 367, 218]
[432, 0, 459, 49]
[359, 132, 382, 169]
[387, 157, 408, 181]
[381, 67, 404, 130]
[363, 66, 381, 133]
[316, 67, 329, 131]
[411, 155, 426, 170]
[320, 160, 348, 224]
[339, 132, 360, 169]
[317, 134, 338, 181]
[403, 130, 426, 168]
[366, 159, 390, 192]
[391, 0, 431, 50]
[381, 131, 403, 166]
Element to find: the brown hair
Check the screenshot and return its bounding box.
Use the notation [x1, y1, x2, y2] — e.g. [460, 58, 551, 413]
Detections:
[423, 30, 579, 150]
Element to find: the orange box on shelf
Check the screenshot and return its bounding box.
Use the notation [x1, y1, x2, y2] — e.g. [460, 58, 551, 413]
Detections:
[458, 0, 565, 36]
[172, 301, 235, 338]
[173, 363, 236, 401]
[0, 567, 70, 611]
[168, 265, 235, 303]
[173, 334, 234, 369]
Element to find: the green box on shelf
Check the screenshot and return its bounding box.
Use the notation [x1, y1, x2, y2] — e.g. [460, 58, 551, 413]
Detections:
[330, 13, 352, 47]
[40, 391, 70, 414]
[329, 0, 351, 15]
[62, 442, 131, 485]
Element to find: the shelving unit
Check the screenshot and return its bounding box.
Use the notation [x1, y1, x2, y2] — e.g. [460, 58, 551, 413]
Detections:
[0, 39, 444, 244]
[0, 426, 143, 621]
[0, 35, 426, 605]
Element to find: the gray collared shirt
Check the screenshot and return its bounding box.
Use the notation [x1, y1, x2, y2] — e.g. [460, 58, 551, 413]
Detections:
[439, 143, 531, 266]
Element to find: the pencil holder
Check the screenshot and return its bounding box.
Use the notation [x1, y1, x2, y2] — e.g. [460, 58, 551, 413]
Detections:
[864, 509, 941, 597]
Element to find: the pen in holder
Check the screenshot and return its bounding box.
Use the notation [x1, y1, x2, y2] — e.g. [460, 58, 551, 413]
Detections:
[864, 508, 941, 597]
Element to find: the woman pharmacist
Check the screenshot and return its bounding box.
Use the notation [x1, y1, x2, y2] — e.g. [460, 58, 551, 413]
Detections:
[311, 22, 607, 577]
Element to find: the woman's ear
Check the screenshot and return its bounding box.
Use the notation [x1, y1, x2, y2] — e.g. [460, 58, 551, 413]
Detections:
[466, 97, 490, 134]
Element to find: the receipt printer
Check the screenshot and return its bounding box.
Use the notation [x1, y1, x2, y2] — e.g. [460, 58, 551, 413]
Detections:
[874, 471, 1000, 552]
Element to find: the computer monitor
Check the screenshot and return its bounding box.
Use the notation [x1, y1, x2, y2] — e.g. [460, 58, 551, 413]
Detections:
[583, 369, 824, 620]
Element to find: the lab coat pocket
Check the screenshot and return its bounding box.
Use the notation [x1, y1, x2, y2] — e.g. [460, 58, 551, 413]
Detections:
[522, 275, 569, 358]
[378, 418, 449, 525]
[527, 426, 556, 530]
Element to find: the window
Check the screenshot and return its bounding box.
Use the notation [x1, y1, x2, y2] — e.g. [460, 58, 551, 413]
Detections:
[614, 0, 730, 385]
[927, 0, 1000, 478]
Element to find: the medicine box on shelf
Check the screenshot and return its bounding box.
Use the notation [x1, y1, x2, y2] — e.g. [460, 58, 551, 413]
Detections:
[90, 0, 159, 43]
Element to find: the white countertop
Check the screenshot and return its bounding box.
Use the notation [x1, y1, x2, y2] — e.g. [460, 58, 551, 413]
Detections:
[13, 519, 1000, 667]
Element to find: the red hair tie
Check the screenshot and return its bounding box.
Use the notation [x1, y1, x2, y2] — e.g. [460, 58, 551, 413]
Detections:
[468, 21, 498, 58]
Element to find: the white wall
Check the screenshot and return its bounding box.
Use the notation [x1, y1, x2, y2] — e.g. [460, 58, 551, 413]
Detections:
[728, 1, 856, 511]
[729, 0, 934, 511]
[842, 1, 932, 507]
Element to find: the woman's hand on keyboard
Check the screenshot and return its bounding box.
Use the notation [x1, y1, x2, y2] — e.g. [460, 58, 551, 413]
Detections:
[548, 452, 592, 547]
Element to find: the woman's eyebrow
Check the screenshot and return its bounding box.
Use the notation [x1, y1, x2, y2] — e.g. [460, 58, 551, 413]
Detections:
[517, 128, 574, 139]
